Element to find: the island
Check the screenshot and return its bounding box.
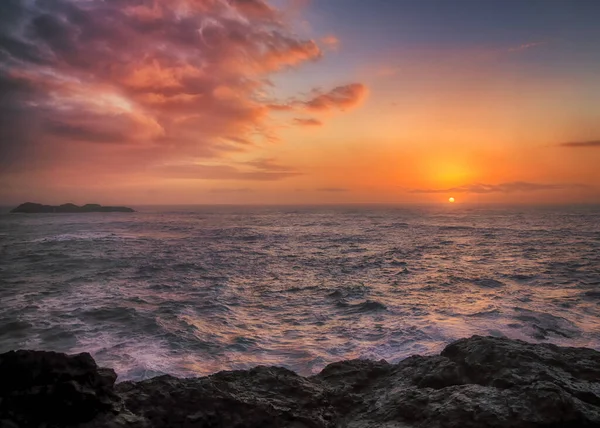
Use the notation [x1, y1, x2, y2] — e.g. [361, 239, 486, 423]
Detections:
[10, 202, 135, 213]
[0, 336, 599, 427]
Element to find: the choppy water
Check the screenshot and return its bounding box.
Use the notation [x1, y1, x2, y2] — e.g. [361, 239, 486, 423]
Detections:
[1, 205, 599, 381]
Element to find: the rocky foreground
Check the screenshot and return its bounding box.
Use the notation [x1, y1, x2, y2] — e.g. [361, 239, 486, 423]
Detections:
[1, 336, 599, 428]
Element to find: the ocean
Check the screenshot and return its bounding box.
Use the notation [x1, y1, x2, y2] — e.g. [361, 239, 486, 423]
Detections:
[1, 204, 599, 381]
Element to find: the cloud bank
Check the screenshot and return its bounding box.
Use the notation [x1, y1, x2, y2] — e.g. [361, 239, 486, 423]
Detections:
[409, 182, 588, 194]
[0, 0, 362, 183]
[559, 140, 600, 148]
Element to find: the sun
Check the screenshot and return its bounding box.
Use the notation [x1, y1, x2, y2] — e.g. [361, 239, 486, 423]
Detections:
[448, 197, 455, 203]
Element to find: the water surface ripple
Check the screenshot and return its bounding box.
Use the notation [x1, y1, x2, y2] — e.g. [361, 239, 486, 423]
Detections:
[1, 205, 599, 381]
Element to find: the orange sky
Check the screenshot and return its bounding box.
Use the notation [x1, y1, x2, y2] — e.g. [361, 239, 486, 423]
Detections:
[1, 0, 599, 205]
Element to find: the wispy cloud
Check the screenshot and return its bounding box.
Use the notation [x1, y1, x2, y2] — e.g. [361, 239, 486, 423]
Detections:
[508, 41, 545, 52]
[320, 35, 340, 50]
[269, 83, 368, 113]
[158, 164, 301, 181]
[240, 158, 295, 172]
[208, 188, 254, 194]
[158, 157, 301, 181]
[317, 187, 349, 192]
[293, 117, 322, 127]
[559, 140, 600, 148]
[409, 182, 588, 194]
[376, 66, 400, 77]
[303, 84, 368, 112]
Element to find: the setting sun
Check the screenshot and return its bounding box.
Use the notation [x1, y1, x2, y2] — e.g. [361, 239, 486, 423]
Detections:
[449, 197, 456, 203]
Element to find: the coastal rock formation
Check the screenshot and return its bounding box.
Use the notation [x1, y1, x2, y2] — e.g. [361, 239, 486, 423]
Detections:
[10, 203, 135, 213]
[1, 336, 599, 427]
[0, 350, 118, 426]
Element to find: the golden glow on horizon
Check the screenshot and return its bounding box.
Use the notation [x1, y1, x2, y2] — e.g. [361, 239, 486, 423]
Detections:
[1, 0, 599, 206]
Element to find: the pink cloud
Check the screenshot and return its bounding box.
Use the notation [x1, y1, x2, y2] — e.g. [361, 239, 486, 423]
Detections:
[321, 35, 340, 50]
[0, 0, 363, 184]
[303, 84, 368, 112]
[269, 83, 368, 114]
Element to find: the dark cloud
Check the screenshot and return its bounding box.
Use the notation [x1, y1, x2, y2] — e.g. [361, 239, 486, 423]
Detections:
[559, 140, 600, 148]
[409, 182, 588, 194]
[30, 13, 78, 59]
[43, 120, 130, 144]
[0, 33, 50, 64]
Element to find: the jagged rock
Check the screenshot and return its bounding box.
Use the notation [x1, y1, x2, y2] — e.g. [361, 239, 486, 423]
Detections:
[10, 202, 134, 213]
[1, 336, 599, 427]
[0, 350, 119, 427]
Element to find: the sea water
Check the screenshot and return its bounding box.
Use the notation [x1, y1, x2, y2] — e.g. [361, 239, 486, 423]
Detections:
[1, 204, 599, 381]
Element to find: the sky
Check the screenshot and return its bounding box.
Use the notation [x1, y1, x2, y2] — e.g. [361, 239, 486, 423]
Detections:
[1, 0, 599, 205]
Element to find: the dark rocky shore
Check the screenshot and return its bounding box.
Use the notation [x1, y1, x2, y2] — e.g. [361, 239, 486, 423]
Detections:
[10, 203, 135, 213]
[1, 336, 599, 428]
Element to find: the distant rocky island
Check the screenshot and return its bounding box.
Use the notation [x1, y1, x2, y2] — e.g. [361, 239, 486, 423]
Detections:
[10, 202, 135, 213]
[1, 336, 599, 427]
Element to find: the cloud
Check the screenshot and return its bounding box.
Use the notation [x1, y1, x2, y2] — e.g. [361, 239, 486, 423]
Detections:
[508, 41, 545, 52]
[409, 182, 588, 194]
[293, 117, 322, 127]
[158, 163, 301, 181]
[376, 66, 400, 77]
[317, 187, 349, 192]
[303, 84, 368, 112]
[158, 157, 301, 181]
[320, 35, 340, 50]
[208, 187, 254, 194]
[241, 158, 296, 172]
[559, 140, 600, 148]
[268, 83, 368, 114]
[268, 104, 295, 112]
[0, 0, 361, 182]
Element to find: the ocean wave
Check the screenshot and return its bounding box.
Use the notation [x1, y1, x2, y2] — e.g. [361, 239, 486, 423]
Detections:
[31, 232, 135, 243]
[513, 307, 581, 340]
[335, 299, 387, 313]
[0, 320, 32, 338]
[326, 283, 371, 299]
[582, 290, 600, 300]
[437, 225, 476, 231]
[471, 278, 505, 288]
[378, 222, 409, 229]
[467, 309, 501, 318]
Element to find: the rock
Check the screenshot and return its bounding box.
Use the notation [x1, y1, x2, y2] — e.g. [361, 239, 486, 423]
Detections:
[1, 336, 599, 427]
[349, 336, 600, 427]
[0, 350, 119, 427]
[10, 202, 135, 213]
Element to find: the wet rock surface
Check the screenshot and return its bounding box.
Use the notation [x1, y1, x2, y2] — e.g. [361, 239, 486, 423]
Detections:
[1, 336, 599, 427]
[0, 350, 118, 427]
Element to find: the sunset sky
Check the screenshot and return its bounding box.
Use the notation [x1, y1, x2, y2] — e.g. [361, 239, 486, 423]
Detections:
[1, 0, 599, 205]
